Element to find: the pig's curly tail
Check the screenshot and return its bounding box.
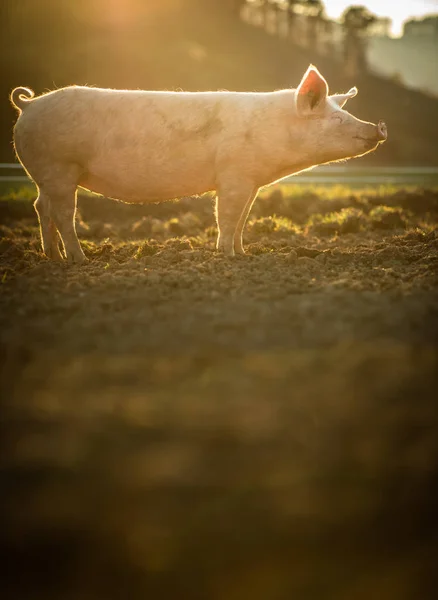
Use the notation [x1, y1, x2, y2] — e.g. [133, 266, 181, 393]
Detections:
[10, 87, 35, 112]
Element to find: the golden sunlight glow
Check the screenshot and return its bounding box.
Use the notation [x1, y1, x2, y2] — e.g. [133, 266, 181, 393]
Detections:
[103, 0, 137, 27]
[85, 0, 182, 29]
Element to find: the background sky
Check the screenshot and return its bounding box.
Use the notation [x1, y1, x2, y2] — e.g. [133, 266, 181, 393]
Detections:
[323, 0, 438, 36]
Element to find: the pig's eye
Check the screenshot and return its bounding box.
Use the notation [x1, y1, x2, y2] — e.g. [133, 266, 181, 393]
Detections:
[332, 114, 343, 124]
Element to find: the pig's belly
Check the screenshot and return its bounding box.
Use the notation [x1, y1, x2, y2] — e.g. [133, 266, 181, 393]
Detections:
[78, 161, 216, 203]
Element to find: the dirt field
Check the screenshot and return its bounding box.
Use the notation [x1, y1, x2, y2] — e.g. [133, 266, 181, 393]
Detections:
[1, 184, 438, 599]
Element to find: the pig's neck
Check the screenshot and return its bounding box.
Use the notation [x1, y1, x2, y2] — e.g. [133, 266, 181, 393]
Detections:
[252, 91, 321, 185]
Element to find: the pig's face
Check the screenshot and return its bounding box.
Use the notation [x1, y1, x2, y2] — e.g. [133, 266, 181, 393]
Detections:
[294, 66, 387, 165]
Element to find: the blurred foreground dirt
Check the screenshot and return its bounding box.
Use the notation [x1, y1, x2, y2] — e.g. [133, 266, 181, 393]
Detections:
[1, 186, 438, 599]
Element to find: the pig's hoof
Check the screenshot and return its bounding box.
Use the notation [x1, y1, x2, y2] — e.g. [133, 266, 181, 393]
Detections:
[67, 253, 89, 265]
[45, 246, 64, 261]
[47, 251, 64, 262]
[216, 244, 235, 257]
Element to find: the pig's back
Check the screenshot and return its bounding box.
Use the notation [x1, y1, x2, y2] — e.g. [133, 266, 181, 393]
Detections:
[13, 86, 269, 200]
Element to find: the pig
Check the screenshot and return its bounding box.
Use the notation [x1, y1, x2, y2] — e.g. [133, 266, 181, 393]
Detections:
[10, 65, 387, 262]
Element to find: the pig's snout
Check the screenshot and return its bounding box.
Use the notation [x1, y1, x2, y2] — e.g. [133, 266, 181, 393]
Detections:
[354, 120, 387, 149]
[376, 120, 387, 141]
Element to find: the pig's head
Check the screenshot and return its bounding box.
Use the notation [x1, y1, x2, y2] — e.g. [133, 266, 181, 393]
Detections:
[293, 65, 387, 165]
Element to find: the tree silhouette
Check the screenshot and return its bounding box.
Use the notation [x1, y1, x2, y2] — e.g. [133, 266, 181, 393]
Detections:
[342, 5, 377, 76]
[261, 1, 278, 34]
[304, 0, 325, 51]
[286, 1, 301, 39]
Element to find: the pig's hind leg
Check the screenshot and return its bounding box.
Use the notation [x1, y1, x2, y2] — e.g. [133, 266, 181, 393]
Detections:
[49, 186, 87, 264]
[216, 181, 256, 257]
[36, 165, 87, 264]
[34, 190, 64, 261]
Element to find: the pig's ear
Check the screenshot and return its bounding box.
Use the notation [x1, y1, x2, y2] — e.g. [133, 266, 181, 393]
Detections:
[296, 65, 328, 116]
[331, 87, 358, 108]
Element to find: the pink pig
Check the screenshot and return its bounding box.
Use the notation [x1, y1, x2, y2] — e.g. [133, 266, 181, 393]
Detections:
[11, 65, 387, 261]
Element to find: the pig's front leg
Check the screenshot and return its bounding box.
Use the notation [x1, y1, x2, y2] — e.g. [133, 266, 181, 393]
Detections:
[216, 181, 256, 257]
[234, 189, 258, 255]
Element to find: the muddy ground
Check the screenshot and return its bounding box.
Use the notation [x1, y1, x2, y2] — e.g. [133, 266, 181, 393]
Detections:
[1, 185, 438, 599]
